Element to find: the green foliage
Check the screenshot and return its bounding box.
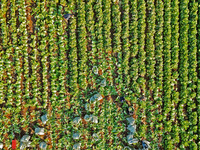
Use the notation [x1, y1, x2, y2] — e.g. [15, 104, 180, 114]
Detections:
[0, 0, 199, 149]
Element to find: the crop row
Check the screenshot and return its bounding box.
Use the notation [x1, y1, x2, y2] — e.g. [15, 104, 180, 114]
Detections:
[170, 0, 180, 148]
[187, 0, 198, 149]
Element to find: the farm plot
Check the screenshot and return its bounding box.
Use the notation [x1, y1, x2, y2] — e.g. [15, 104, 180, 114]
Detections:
[0, 0, 199, 149]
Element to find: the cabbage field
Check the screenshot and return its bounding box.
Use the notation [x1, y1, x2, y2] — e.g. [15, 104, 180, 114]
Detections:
[0, 0, 199, 149]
